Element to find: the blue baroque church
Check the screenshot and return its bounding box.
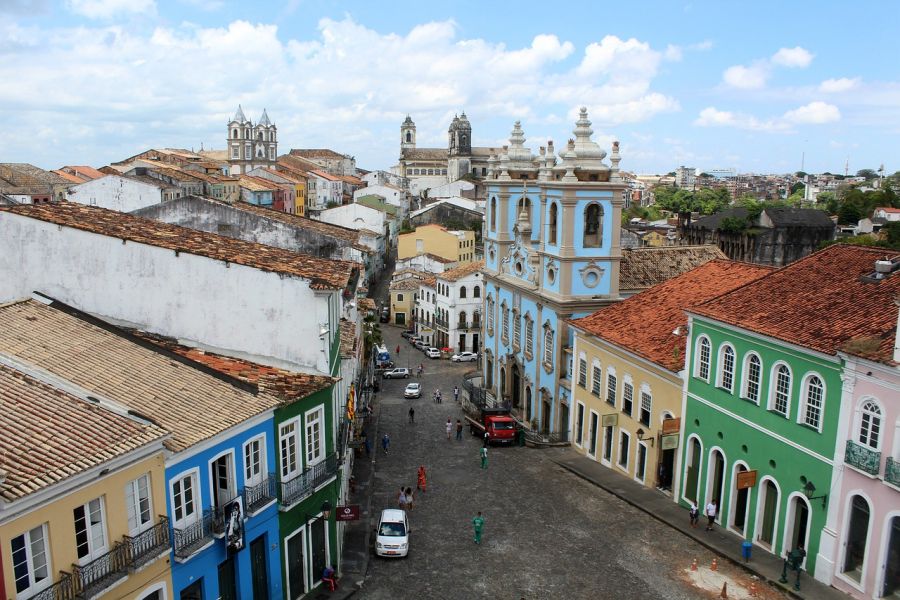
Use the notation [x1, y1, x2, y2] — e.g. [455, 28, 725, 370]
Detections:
[481, 108, 625, 436]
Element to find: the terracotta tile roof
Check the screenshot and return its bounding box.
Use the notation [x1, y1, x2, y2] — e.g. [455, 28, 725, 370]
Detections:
[0, 362, 168, 502]
[238, 175, 277, 192]
[277, 155, 319, 174]
[290, 149, 349, 160]
[60, 166, 106, 180]
[339, 320, 358, 359]
[0, 300, 280, 453]
[358, 298, 376, 312]
[572, 260, 773, 372]
[693, 245, 900, 362]
[0, 203, 355, 290]
[52, 170, 86, 184]
[229, 200, 369, 252]
[439, 260, 485, 282]
[620, 245, 727, 291]
[390, 279, 423, 291]
[310, 170, 341, 182]
[876, 207, 900, 214]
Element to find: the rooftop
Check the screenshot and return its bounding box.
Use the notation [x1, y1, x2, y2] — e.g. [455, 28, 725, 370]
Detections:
[620, 245, 727, 291]
[439, 260, 485, 282]
[572, 260, 772, 372]
[290, 149, 350, 160]
[0, 202, 355, 290]
[356, 195, 399, 216]
[339, 320, 358, 359]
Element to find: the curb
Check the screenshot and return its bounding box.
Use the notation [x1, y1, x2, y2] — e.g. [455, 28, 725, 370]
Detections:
[552, 459, 814, 600]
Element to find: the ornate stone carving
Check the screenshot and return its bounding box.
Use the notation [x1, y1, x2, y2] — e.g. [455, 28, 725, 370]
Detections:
[579, 260, 605, 289]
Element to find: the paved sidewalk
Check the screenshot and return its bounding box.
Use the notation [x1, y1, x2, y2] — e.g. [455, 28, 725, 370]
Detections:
[550, 450, 850, 600]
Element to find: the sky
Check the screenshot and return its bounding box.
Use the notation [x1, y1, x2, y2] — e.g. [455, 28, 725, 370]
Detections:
[1, 0, 898, 175]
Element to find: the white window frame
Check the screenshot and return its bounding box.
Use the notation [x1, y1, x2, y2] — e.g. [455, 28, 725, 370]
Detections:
[525, 316, 534, 355]
[717, 344, 736, 393]
[617, 429, 631, 472]
[635, 441, 649, 484]
[621, 378, 634, 416]
[639, 389, 652, 427]
[543, 327, 553, 365]
[74, 496, 109, 563]
[243, 434, 266, 487]
[768, 362, 792, 417]
[741, 352, 762, 404]
[170, 467, 201, 527]
[208, 449, 238, 510]
[305, 405, 325, 466]
[591, 360, 602, 397]
[486, 296, 495, 334]
[513, 311, 521, 347]
[798, 373, 825, 432]
[10, 524, 51, 596]
[280, 418, 301, 480]
[577, 355, 588, 388]
[857, 398, 883, 450]
[606, 368, 617, 407]
[125, 474, 153, 535]
[695, 336, 711, 381]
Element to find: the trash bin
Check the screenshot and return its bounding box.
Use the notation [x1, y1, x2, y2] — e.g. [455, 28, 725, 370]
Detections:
[742, 541, 752, 562]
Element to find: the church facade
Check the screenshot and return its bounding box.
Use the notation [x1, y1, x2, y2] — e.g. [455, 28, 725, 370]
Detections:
[481, 108, 626, 438]
[227, 105, 277, 175]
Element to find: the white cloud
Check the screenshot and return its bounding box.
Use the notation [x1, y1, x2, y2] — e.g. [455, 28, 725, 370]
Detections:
[771, 46, 814, 68]
[690, 40, 713, 51]
[819, 77, 860, 93]
[664, 44, 682, 61]
[722, 63, 768, 89]
[782, 101, 840, 124]
[66, 0, 156, 19]
[695, 101, 840, 131]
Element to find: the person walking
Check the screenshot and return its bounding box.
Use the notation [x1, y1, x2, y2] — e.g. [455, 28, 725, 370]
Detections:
[381, 433, 390, 454]
[408, 407, 415, 424]
[705, 499, 717, 531]
[483, 431, 490, 447]
[456, 419, 463, 441]
[453, 385, 459, 403]
[398, 487, 407, 510]
[472, 511, 485, 544]
[688, 502, 699, 528]
[396, 344, 400, 355]
[405, 487, 414, 511]
[364, 434, 371, 457]
[417, 465, 427, 493]
[480, 446, 488, 469]
[446, 418, 452, 440]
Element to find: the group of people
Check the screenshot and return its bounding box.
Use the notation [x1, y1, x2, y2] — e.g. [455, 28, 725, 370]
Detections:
[688, 499, 718, 531]
[445, 418, 464, 440]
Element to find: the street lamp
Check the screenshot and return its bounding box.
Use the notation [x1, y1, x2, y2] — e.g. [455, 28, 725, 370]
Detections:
[802, 481, 828, 508]
[306, 500, 332, 523]
[635, 428, 654, 447]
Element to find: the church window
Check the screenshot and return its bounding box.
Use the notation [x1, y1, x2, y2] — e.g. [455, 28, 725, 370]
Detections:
[257, 132, 262, 140]
[473, 286, 480, 298]
[406, 131, 412, 143]
[232, 128, 238, 139]
[490, 197, 497, 232]
[428, 169, 434, 175]
[231, 146, 239, 159]
[543, 327, 553, 365]
[501, 305, 509, 342]
[583, 203, 603, 247]
[472, 168, 477, 175]
[525, 317, 534, 355]
[460, 287, 467, 299]
[518, 197, 531, 222]
[482, 168, 487, 176]
[549, 203, 558, 244]
[269, 147, 276, 160]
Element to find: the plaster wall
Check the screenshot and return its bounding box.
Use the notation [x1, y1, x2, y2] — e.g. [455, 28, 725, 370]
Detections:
[66, 176, 165, 213]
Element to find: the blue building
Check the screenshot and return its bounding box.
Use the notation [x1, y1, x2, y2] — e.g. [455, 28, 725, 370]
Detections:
[481, 109, 626, 436]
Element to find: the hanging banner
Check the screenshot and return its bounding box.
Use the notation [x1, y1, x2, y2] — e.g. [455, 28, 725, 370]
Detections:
[736, 470, 758, 490]
[346, 384, 355, 421]
[335, 505, 360, 521]
[601, 413, 618, 427]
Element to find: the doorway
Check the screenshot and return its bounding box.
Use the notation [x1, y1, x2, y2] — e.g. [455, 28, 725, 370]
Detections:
[285, 529, 306, 599]
[882, 516, 900, 598]
[559, 403, 569, 442]
[473, 333, 479, 353]
[310, 519, 328, 588]
[588, 412, 599, 457]
[217, 557, 237, 600]
[730, 464, 750, 537]
[708, 450, 725, 523]
[250, 535, 269, 600]
[458, 334, 465, 352]
[636, 443, 647, 483]
[842, 495, 870, 583]
[786, 496, 810, 563]
[512, 364, 521, 408]
[541, 398, 551, 433]
[180, 580, 202, 600]
[602, 425, 613, 463]
[684, 438, 702, 504]
[758, 479, 779, 549]
[658, 447, 675, 491]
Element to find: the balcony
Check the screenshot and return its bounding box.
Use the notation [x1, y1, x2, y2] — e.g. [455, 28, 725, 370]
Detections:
[886, 457, 900, 487]
[845, 440, 881, 476]
[173, 510, 215, 562]
[280, 453, 339, 509]
[435, 316, 449, 330]
[244, 474, 277, 515]
[72, 544, 129, 600]
[32, 573, 76, 600]
[123, 517, 169, 571]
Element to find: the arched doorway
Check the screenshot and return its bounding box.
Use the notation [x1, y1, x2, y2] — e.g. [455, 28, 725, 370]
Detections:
[500, 367, 506, 398]
[525, 387, 533, 423]
[541, 396, 551, 434]
[757, 479, 780, 549]
[784, 494, 810, 564]
[683, 437, 702, 504]
[730, 463, 750, 537]
[841, 495, 871, 583]
[881, 515, 900, 597]
[707, 449, 726, 522]
[658, 413, 676, 491]
[511, 364, 521, 408]
[486, 358, 493, 389]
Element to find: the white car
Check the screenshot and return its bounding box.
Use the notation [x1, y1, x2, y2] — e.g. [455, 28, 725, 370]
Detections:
[375, 509, 409, 558]
[451, 351, 478, 362]
[424, 347, 441, 359]
[383, 368, 410, 379]
[404, 383, 422, 398]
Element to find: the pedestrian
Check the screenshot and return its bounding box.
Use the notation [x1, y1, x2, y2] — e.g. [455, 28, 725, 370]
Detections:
[472, 511, 485, 544]
[453, 385, 459, 403]
[364, 434, 371, 457]
[688, 502, 699, 528]
[446, 418, 452, 440]
[456, 419, 463, 440]
[396, 344, 400, 355]
[405, 487, 414, 511]
[417, 364, 423, 378]
[417, 465, 427, 492]
[480, 446, 488, 469]
[483, 431, 490, 447]
[398, 487, 407, 510]
[381, 433, 390, 454]
[408, 407, 415, 424]
[705, 499, 717, 531]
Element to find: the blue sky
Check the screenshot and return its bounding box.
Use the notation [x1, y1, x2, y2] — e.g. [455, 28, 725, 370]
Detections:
[2, 0, 897, 174]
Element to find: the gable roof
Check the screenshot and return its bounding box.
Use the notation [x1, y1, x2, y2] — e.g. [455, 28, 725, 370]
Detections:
[692, 245, 900, 362]
[356, 195, 399, 216]
[0, 361, 167, 503]
[572, 260, 772, 372]
[0, 203, 355, 290]
[439, 260, 485, 282]
[619, 245, 727, 291]
[763, 206, 834, 227]
[290, 149, 349, 160]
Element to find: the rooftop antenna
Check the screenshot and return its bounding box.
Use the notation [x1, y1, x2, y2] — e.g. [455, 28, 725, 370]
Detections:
[800, 151, 805, 173]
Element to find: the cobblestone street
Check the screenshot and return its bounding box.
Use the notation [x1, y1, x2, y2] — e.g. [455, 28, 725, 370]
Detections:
[358, 326, 789, 600]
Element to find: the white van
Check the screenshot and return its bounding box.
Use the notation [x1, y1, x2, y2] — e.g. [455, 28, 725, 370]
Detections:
[375, 509, 409, 557]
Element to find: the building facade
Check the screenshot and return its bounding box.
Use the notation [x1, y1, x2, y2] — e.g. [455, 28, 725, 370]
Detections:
[398, 224, 476, 264]
[227, 106, 277, 176]
[433, 261, 484, 353]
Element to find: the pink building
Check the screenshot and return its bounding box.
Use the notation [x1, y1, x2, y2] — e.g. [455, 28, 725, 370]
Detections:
[826, 304, 900, 598]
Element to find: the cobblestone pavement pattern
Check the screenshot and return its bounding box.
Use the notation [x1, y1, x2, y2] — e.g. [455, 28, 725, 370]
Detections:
[360, 327, 788, 600]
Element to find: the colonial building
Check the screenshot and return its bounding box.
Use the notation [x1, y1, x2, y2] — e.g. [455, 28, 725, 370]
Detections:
[227, 106, 277, 175]
[433, 261, 484, 353]
[398, 224, 476, 264]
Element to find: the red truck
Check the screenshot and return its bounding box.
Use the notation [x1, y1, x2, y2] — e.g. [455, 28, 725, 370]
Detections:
[465, 407, 518, 445]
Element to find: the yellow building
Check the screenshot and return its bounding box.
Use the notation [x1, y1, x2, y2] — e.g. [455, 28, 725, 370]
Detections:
[569, 260, 770, 491]
[398, 224, 476, 264]
[389, 272, 434, 328]
[0, 362, 171, 600]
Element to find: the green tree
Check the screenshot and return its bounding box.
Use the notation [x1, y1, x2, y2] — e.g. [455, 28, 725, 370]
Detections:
[695, 187, 731, 215]
[857, 168, 878, 180]
[837, 202, 863, 224]
[817, 191, 837, 214]
[795, 171, 808, 178]
[790, 181, 806, 195]
[883, 222, 900, 248]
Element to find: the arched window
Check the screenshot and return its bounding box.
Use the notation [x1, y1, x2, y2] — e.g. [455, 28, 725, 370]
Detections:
[459, 311, 467, 328]
[232, 128, 238, 139]
[459, 286, 467, 299]
[517, 196, 531, 221]
[695, 337, 711, 381]
[490, 197, 497, 231]
[717, 345, 735, 392]
[548, 203, 558, 244]
[742, 353, 762, 403]
[543, 327, 553, 364]
[406, 131, 412, 143]
[583, 203, 603, 247]
[858, 400, 882, 449]
[486, 297, 495, 333]
[769, 364, 792, 417]
[800, 374, 824, 430]
[473, 286, 480, 298]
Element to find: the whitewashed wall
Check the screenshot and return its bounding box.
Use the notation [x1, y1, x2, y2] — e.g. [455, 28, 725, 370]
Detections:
[66, 175, 164, 213]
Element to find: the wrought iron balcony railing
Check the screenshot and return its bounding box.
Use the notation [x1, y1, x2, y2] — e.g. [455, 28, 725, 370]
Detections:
[31, 573, 76, 600]
[244, 474, 277, 515]
[281, 453, 339, 508]
[123, 517, 169, 571]
[173, 510, 214, 561]
[886, 457, 900, 488]
[435, 316, 449, 329]
[845, 440, 881, 476]
[72, 543, 129, 600]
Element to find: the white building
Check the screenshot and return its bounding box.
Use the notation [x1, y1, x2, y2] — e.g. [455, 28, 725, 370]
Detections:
[414, 277, 437, 348]
[307, 170, 343, 214]
[353, 184, 407, 214]
[675, 165, 696, 189]
[0, 203, 359, 376]
[226, 105, 277, 175]
[362, 170, 407, 190]
[396, 253, 457, 274]
[434, 261, 484, 354]
[66, 174, 168, 212]
[318, 202, 390, 243]
[420, 179, 476, 200]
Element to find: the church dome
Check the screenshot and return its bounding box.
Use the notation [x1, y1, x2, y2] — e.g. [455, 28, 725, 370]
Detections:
[457, 112, 471, 130]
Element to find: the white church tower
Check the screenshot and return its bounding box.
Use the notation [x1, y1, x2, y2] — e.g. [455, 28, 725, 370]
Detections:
[227, 105, 277, 175]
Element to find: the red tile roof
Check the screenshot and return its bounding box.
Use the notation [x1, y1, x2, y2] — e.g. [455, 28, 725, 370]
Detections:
[692, 245, 900, 362]
[572, 260, 773, 372]
[0, 202, 356, 290]
[439, 260, 485, 282]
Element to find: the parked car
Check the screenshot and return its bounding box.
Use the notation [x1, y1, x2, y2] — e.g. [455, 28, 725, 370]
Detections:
[375, 509, 409, 558]
[451, 351, 478, 362]
[401, 330, 416, 340]
[424, 347, 441, 359]
[414, 340, 427, 350]
[407, 336, 419, 346]
[379, 307, 390, 323]
[404, 383, 422, 398]
[383, 368, 410, 379]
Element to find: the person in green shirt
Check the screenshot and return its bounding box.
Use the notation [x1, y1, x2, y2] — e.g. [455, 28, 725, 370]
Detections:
[472, 511, 485, 544]
[480, 446, 488, 469]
